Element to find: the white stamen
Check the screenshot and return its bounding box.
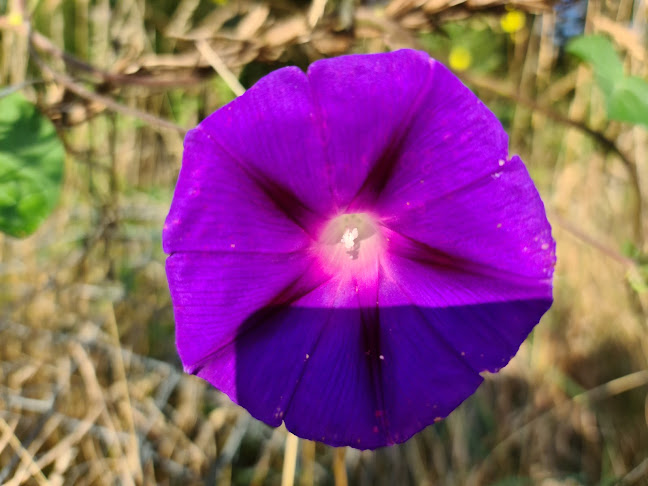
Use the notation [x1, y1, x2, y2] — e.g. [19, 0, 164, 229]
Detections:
[341, 227, 359, 251]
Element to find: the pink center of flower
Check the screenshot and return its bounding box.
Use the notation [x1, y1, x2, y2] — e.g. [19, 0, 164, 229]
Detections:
[316, 213, 384, 280]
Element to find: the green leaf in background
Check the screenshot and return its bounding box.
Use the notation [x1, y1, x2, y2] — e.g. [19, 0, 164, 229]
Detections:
[0, 92, 64, 237]
[567, 34, 648, 127]
[566, 34, 624, 98]
[609, 76, 648, 126]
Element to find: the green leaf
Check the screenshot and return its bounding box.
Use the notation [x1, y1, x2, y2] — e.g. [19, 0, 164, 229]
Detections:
[627, 267, 648, 294]
[566, 35, 624, 98]
[609, 76, 648, 126]
[0, 92, 64, 237]
[567, 35, 648, 127]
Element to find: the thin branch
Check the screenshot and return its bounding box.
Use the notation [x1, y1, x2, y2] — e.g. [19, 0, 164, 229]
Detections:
[28, 33, 187, 135]
[0, 80, 45, 98]
[548, 209, 638, 268]
[30, 31, 208, 88]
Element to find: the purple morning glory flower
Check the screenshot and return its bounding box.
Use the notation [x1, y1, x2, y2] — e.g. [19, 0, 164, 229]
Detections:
[163, 49, 555, 449]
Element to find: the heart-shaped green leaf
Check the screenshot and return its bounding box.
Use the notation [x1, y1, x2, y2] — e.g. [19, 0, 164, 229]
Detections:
[0, 92, 64, 237]
[566, 35, 625, 98]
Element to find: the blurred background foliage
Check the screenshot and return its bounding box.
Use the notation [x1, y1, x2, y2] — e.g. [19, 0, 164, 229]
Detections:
[1, 0, 648, 484]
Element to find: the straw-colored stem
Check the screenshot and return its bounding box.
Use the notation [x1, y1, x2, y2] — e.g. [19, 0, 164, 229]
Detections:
[333, 447, 348, 486]
[281, 433, 299, 486]
[300, 440, 316, 486]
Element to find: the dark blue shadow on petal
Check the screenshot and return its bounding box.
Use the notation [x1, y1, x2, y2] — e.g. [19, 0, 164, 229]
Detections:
[228, 299, 551, 449]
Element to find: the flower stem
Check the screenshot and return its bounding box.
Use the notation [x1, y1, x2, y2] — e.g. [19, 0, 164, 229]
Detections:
[333, 447, 348, 486]
[281, 433, 299, 486]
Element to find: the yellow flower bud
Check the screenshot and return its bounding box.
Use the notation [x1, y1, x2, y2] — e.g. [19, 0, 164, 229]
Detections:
[501, 10, 526, 33]
[449, 46, 472, 72]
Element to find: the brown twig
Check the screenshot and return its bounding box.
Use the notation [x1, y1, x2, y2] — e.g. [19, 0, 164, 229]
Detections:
[548, 209, 638, 268]
[27, 30, 187, 135]
[30, 31, 208, 89]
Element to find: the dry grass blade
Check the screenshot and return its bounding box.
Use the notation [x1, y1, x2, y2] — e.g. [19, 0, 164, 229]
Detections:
[0, 417, 49, 486]
[196, 40, 246, 97]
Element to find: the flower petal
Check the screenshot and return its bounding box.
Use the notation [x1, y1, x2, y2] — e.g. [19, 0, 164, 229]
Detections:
[379, 241, 553, 373]
[180, 267, 389, 448]
[373, 60, 509, 214]
[280, 307, 383, 449]
[164, 50, 556, 451]
[163, 128, 312, 254]
[380, 154, 555, 280]
[187, 66, 335, 225]
[235, 278, 387, 449]
[371, 250, 552, 444]
[375, 302, 482, 444]
[166, 250, 320, 400]
[306, 49, 435, 209]
[366, 59, 555, 279]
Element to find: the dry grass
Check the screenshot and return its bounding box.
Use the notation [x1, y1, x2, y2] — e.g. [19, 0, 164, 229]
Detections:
[1, 0, 648, 484]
